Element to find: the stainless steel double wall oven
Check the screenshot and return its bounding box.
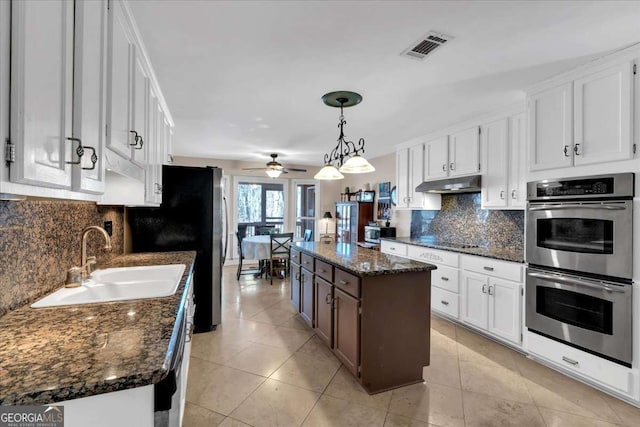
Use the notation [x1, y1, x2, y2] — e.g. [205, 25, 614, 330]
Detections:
[525, 173, 634, 366]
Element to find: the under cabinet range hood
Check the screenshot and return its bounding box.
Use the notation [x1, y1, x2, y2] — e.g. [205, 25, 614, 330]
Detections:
[415, 175, 482, 194]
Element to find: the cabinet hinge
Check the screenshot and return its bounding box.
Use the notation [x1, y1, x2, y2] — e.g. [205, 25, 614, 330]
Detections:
[105, 124, 109, 138]
[478, 163, 481, 171]
[107, 0, 110, 10]
[520, 333, 523, 342]
[5, 140, 15, 164]
[521, 288, 524, 296]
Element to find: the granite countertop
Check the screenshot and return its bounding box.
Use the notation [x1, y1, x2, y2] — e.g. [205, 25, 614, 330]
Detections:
[293, 242, 436, 276]
[382, 237, 524, 263]
[0, 251, 196, 406]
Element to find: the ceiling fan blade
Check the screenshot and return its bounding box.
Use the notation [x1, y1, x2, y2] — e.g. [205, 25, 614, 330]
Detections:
[241, 167, 269, 171]
[283, 167, 308, 172]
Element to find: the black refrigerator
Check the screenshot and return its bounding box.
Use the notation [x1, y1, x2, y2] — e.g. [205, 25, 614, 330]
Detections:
[127, 165, 227, 332]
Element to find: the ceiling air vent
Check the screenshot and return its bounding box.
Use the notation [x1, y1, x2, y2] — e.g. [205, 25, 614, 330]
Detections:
[401, 31, 453, 61]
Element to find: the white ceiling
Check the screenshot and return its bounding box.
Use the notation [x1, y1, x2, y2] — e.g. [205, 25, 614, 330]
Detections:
[129, 0, 640, 168]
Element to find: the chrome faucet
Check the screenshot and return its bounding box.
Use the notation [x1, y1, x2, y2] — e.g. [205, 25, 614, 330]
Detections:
[80, 225, 112, 279]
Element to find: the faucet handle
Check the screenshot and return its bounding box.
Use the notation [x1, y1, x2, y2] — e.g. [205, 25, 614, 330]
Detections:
[83, 256, 98, 278]
[65, 267, 83, 288]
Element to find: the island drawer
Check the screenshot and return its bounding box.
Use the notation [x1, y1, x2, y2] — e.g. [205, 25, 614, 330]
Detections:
[407, 245, 459, 268]
[301, 253, 314, 271]
[334, 268, 360, 298]
[315, 259, 334, 282]
[380, 240, 408, 257]
[461, 255, 522, 282]
[290, 249, 301, 265]
[432, 265, 459, 293]
[432, 287, 459, 318]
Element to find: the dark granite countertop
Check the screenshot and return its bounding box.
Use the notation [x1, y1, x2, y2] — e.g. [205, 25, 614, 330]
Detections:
[381, 237, 524, 263]
[293, 242, 436, 276]
[0, 251, 195, 405]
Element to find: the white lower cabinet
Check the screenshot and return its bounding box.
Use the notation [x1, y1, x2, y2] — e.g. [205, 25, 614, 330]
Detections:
[527, 331, 635, 397]
[460, 255, 523, 346]
[432, 286, 459, 318]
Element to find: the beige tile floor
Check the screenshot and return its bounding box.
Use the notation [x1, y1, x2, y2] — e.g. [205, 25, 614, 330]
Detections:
[184, 266, 640, 427]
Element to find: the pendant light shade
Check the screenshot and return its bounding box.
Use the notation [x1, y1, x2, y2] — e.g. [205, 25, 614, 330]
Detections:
[338, 154, 376, 174]
[313, 165, 344, 180]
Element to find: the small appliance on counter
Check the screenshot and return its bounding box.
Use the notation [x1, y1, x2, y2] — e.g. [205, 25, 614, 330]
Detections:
[364, 225, 396, 244]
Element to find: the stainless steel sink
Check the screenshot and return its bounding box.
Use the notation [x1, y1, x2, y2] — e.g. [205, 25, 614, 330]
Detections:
[31, 264, 186, 308]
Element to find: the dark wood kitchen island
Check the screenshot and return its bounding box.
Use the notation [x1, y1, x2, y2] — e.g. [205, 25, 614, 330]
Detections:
[290, 242, 436, 394]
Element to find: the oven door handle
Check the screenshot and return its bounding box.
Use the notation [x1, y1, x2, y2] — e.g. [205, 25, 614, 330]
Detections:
[528, 204, 627, 211]
[528, 271, 627, 293]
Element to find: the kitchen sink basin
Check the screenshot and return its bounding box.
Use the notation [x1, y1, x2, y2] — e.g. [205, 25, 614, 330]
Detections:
[31, 264, 186, 308]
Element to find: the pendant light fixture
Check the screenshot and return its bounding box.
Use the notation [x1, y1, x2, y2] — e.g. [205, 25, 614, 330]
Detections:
[314, 91, 375, 180]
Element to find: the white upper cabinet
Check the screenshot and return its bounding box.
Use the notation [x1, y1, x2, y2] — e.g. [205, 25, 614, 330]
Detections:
[395, 146, 411, 209]
[573, 62, 633, 166]
[508, 113, 526, 208]
[528, 61, 634, 172]
[424, 136, 448, 180]
[449, 126, 480, 177]
[131, 51, 149, 166]
[528, 82, 573, 171]
[144, 88, 159, 205]
[10, 0, 74, 188]
[72, 0, 108, 194]
[106, 0, 134, 160]
[481, 118, 509, 208]
[408, 143, 424, 208]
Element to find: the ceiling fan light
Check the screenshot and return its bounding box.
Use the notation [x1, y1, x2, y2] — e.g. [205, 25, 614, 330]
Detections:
[338, 155, 376, 174]
[314, 165, 344, 180]
[266, 169, 282, 178]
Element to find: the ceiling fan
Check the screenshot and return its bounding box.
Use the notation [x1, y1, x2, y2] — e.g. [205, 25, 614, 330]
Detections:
[242, 153, 307, 178]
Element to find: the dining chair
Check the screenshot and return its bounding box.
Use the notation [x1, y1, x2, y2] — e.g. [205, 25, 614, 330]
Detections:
[269, 232, 294, 285]
[236, 231, 260, 280]
[303, 229, 313, 241]
[256, 225, 276, 235]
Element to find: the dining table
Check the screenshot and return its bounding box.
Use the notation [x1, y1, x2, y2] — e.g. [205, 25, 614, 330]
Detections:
[241, 234, 303, 260]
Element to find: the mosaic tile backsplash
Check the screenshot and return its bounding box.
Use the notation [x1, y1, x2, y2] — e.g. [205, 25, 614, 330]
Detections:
[410, 193, 524, 248]
[0, 200, 124, 315]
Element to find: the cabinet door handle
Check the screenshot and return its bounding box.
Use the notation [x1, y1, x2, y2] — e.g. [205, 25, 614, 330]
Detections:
[186, 322, 194, 343]
[488, 285, 494, 296]
[129, 130, 144, 149]
[339, 280, 349, 285]
[483, 266, 494, 271]
[441, 276, 449, 281]
[320, 268, 326, 273]
[295, 273, 300, 280]
[574, 143, 580, 156]
[562, 356, 579, 366]
[325, 294, 333, 304]
[500, 190, 505, 200]
[154, 183, 162, 194]
[65, 137, 84, 165]
[440, 300, 449, 306]
[564, 145, 569, 157]
[442, 164, 447, 172]
[482, 284, 487, 293]
[81, 145, 98, 170]
[511, 190, 516, 200]
[449, 162, 455, 171]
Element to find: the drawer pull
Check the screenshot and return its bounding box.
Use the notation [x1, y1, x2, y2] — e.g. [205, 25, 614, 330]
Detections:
[441, 276, 449, 281]
[320, 269, 326, 273]
[304, 261, 310, 265]
[483, 266, 494, 271]
[390, 247, 396, 250]
[562, 356, 579, 366]
[339, 280, 349, 285]
[440, 300, 449, 306]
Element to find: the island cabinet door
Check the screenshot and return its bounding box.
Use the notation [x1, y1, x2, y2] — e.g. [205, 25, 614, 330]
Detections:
[300, 268, 314, 327]
[290, 261, 301, 312]
[333, 287, 360, 378]
[314, 276, 333, 347]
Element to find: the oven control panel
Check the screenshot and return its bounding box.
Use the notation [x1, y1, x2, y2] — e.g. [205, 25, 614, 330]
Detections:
[527, 173, 634, 201]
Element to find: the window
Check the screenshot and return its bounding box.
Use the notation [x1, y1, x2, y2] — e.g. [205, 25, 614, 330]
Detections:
[295, 182, 316, 239]
[237, 181, 284, 235]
